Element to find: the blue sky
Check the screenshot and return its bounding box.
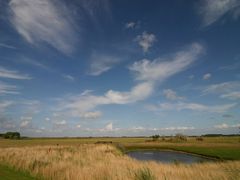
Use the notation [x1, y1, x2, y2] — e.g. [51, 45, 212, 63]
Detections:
[0, 0, 240, 137]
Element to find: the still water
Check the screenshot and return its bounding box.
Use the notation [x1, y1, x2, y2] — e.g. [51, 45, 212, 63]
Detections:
[127, 150, 213, 164]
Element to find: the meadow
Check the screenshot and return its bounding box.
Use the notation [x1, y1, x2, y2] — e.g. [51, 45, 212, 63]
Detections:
[0, 136, 239, 179]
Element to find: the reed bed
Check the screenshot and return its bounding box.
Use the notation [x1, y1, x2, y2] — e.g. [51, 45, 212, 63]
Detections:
[0, 144, 239, 180]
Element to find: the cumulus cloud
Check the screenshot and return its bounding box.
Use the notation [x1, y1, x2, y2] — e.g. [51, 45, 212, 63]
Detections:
[88, 53, 120, 76]
[135, 32, 156, 52]
[8, 0, 77, 54]
[163, 89, 184, 100]
[203, 73, 211, 80]
[0, 66, 32, 80]
[214, 123, 240, 129]
[199, 0, 240, 27]
[147, 102, 236, 113]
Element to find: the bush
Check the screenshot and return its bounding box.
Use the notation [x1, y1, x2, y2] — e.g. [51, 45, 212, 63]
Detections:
[175, 133, 187, 141]
[3, 132, 20, 139]
[135, 168, 155, 180]
[196, 136, 204, 141]
[151, 134, 160, 141]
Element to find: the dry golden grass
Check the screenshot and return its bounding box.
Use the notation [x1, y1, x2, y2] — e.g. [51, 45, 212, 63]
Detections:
[0, 144, 239, 180]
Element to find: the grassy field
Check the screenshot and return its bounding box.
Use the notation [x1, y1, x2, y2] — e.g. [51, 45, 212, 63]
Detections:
[0, 136, 239, 179]
[0, 164, 35, 180]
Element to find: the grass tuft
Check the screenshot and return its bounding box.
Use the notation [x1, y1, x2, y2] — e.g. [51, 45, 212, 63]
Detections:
[134, 167, 155, 180]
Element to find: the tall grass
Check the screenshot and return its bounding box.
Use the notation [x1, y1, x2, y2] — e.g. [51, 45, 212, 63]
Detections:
[0, 144, 239, 180]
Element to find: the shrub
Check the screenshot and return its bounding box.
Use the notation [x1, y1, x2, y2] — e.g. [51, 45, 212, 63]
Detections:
[151, 135, 160, 141]
[175, 133, 187, 141]
[134, 168, 155, 180]
[196, 136, 204, 141]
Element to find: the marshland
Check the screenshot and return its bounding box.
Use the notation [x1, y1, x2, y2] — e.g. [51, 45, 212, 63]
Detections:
[0, 136, 239, 179]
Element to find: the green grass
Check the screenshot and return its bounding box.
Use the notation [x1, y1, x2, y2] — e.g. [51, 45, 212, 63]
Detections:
[0, 164, 35, 180]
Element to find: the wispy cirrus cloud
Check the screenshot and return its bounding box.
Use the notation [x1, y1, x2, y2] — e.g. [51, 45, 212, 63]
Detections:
[8, 0, 78, 55]
[0, 100, 13, 113]
[0, 81, 19, 95]
[199, 0, 240, 27]
[201, 81, 240, 95]
[88, 52, 120, 76]
[129, 43, 204, 82]
[62, 74, 75, 81]
[146, 102, 236, 113]
[0, 43, 17, 49]
[220, 91, 240, 99]
[214, 123, 240, 129]
[0, 66, 32, 80]
[57, 43, 204, 118]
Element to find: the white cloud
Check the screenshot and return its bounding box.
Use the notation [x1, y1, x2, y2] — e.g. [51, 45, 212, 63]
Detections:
[105, 81, 154, 104]
[80, 111, 102, 119]
[0, 43, 17, 49]
[57, 43, 204, 117]
[45, 117, 50, 121]
[200, 0, 240, 26]
[62, 74, 75, 81]
[214, 123, 240, 129]
[163, 89, 184, 100]
[105, 122, 113, 131]
[9, 0, 77, 54]
[125, 22, 136, 29]
[20, 117, 32, 128]
[20, 57, 52, 71]
[220, 91, 240, 99]
[202, 81, 240, 95]
[0, 81, 19, 95]
[0, 66, 32, 80]
[129, 43, 204, 82]
[125, 21, 140, 29]
[135, 32, 157, 52]
[0, 101, 13, 113]
[54, 120, 66, 125]
[76, 124, 81, 128]
[203, 73, 211, 80]
[57, 81, 154, 117]
[161, 126, 195, 131]
[88, 53, 120, 76]
[148, 102, 236, 113]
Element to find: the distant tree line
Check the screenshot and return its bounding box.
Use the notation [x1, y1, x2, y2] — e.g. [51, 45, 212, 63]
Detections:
[0, 132, 21, 139]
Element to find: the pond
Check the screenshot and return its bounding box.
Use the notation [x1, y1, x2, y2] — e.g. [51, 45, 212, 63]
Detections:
[127, 150, 213, 164]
